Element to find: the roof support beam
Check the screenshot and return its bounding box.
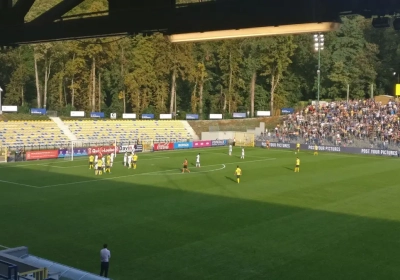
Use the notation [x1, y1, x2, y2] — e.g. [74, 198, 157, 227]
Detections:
[30, 0, 86, 25]
[12, 0, 36, 21]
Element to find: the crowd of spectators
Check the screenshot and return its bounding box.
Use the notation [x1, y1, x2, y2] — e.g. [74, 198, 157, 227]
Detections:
[260, 99, 400, 149]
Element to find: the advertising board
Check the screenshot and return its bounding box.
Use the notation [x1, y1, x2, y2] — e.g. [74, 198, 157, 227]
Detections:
[186, 114, 199, 120]
[87, 146, 118, 155]
[26, 150, 59, 161]
[255, 141, 399, 157]
[256, 111, 271, 117]
[58, 148, 88, 158]
[160, 114, 172, 120]
[142, 114, 154, 119]
[153, 142, 174, 151]
[122, 113, 136, 119]
[209, 114, 222, 120]
[110, 113, 117, 119]
[173, 142, 193, 149]
[193, 140, 211, 148]
[2, 106, 18, 112]
[211, 140, 228, 147]
[70, 111, 85, 117]
[119, 144, 143, 153]
[281, 108, 294, 114]
[90, 112, 105, 118]
[233, 112, 246, 118]
[31, 108, 46, 115]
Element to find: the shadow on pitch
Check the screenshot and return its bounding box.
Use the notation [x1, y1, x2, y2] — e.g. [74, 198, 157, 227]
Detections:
[2, 160, 400, 280]
[225, 176, 236, 183]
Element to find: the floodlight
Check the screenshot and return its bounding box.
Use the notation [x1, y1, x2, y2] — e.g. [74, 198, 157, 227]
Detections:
[168, 22, 340, 43]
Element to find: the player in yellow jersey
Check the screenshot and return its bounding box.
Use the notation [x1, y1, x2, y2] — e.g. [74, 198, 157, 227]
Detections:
[296, 143, 300, 154]
[314, 144, 318, 156]
[106, 154, 111, 163]
[132, 154, 138, 169]
[89, 155, 94, 169]
[234, 165, 242, 183]
[105, 158, 112, 173]
[96, 159, 103, 175]
[294, 157, 300, 172]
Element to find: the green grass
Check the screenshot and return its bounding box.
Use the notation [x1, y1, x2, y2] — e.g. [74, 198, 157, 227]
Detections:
[1, 147, 400, 280]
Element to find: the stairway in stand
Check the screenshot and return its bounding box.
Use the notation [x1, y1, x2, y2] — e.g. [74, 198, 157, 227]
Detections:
[49, 117, 77, 141]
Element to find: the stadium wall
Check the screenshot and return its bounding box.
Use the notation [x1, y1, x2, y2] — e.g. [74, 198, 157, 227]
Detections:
[255, 141, 399, 157]
[202, 131, 235, 140]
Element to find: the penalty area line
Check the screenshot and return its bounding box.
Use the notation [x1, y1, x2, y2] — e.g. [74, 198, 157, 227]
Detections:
[38, 157, 276, 189]
[0, 179, 40, 189]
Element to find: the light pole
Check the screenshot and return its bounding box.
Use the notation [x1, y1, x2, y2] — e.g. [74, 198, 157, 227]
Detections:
[314, 33, 324, 111]
[0, 86, 3, 115]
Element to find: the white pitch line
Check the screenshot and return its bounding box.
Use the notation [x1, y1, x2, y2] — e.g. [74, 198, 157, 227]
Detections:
[0, 179, 40, 189]
[0, 245, 9, 249]
[38, 158, 276, 189]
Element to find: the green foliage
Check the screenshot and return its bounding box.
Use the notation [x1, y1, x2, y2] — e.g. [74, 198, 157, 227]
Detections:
[0, 4, 396, 115]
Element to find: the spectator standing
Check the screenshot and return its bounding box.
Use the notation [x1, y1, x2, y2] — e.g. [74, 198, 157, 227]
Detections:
[100, 244, 111, 278]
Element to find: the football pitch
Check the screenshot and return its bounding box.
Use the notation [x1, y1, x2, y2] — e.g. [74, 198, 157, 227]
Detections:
[1, 147, 400, 280]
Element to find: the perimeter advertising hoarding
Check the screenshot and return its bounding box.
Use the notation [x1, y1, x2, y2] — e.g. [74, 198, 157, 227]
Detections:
[211, 140, 228, 147]
[142, 114, 154, 119]
[90, 112, 105, 118]
[193, 140, 211, 148]
[26, 150, 59, 160]
[233, 112, 246, 118]
[31, 108, 46, 115]
[255, 141, 399, 157]
[58, 148, 88, 158]
[153, 142, 174, 151]
[119, 144, 143, 153]
[174, 142, 193, 149]
[87, 146, 118, 155]
[186, 114, 199, 120]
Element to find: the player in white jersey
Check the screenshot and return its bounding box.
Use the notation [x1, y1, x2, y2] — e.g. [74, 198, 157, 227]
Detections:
[94, 154, 98, 163]
[124, 152, 127, 167]
[94, 159, 98, 173]
[241, 148, 245, 159]
[102, 156, 106, 172]
[128, 153, 133, 169]
[110, 152, 114, 167]
[229, 144, 232, 156]
[196, 153, 200, 167]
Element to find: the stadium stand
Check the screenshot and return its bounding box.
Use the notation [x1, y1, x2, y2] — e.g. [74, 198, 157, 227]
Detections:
[63, 120, 193, 143]
[0, 120, 69, 149]
[258, 99, 400, 150]
[0, 247, 110, 280]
